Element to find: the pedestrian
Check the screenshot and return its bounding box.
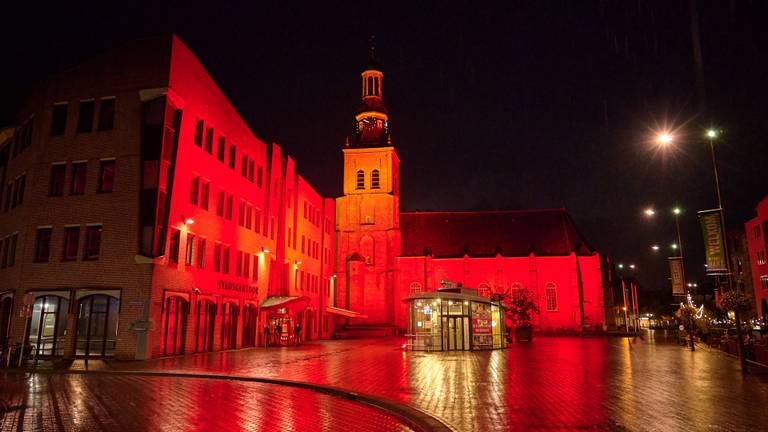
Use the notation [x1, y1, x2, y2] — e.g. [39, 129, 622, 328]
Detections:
[294, 322, 302, 345]
[263, 324, 270, 347]
[274, 321, 282, 345]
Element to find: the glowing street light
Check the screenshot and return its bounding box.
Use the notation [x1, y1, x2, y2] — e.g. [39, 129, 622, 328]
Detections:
[617, 263, 624, 269]
[644, 208, 656, 217]
[671, 243, 678, 250]
[706, 128, 719, 139]
[672, 207, 682, 215]
[651, 245, 660, 251]
[657, 132, 673, 145]
[629, 264, 636, 270]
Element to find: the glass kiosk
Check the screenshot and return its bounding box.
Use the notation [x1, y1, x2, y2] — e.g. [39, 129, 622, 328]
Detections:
[404, 287, 505, 351]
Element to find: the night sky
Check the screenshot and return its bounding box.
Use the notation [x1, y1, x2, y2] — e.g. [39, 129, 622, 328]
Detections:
[4, 1, 768, 306]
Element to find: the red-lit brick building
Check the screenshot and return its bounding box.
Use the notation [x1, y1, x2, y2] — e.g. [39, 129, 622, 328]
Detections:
[745, 196, 768, 323]
[0, 35, 606, 360]
[333, 49, 606, 336]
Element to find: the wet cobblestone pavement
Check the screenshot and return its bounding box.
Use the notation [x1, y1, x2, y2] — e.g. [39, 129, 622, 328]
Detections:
[0, 372, 416, 432]
[3, 331, 768, 431]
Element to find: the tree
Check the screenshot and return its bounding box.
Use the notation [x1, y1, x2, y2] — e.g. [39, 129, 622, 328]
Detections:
[719, 290, 752, 373]
[675, 303, 700, 351]
[502, 287, 539, 327]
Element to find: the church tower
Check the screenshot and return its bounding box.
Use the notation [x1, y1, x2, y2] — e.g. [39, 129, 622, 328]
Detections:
[335, 39, 401, 328]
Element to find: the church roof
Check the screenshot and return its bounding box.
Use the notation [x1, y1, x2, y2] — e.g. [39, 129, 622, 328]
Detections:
[399, 209, 596, 258]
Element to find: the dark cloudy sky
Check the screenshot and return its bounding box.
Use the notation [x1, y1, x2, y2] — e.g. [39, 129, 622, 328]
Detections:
[4, 1, 768, 303]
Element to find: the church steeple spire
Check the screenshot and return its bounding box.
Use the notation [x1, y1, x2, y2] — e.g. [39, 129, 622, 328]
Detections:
[354, 36, 390, 147]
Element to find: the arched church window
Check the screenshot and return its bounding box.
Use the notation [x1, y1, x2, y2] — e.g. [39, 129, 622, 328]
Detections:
[409, 282, 422, 294]
[510, 282, 523, 300]
[371, 170, 380, 189]
[478, 283, 491, 298]
[356, 170, 365, 190]
[545, 283, 558, 311]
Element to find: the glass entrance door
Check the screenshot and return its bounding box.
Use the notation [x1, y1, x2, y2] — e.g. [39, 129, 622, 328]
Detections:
[441, 316, 468, 351]
[76, 295, 120, 358]
[163, 296, 188, 356]
[195, 300, 216, 352]
[28, 295, 69, 356]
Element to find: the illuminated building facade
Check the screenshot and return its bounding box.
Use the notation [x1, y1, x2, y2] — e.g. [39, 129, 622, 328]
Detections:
[0, 36, 333, 360]
[745, 196, 768, 324]
[334, 49, 606, 335]
[0, 35, 606, 360]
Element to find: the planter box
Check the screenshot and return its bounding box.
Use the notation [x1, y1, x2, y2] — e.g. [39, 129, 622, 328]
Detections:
[515, 326, 533, 342]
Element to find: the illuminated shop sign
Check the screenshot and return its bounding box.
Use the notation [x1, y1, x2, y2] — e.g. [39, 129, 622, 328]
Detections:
[217, 280, 259, 295]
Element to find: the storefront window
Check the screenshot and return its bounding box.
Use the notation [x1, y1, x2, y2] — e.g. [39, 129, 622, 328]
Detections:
[471, 302, 493, 350]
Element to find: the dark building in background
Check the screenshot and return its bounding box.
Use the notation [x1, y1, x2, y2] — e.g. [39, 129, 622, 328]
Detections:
[745, 196, 768, 323]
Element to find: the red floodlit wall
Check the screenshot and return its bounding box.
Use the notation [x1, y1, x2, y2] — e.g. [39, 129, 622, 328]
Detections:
[395, 253, 605, 331]
[745, 196, 768, 321]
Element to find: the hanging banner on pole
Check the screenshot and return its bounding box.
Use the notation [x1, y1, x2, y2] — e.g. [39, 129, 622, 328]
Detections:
[669, 257, 685, 295]
[698, 209, 727, 273]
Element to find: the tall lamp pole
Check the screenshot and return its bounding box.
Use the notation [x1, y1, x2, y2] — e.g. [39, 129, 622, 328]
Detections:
[706, 129, 745, 371]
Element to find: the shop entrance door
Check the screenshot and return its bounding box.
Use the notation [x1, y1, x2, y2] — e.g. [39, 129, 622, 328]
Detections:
[441, 316, 468, 351]
[75, 295, 120, 358]
[194, 300, 216, 353]
[162, 296, 188, 356]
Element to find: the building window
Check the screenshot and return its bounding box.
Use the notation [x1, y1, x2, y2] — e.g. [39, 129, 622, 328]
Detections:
[194, 119, 204, 147]
[757, 250, 767, 266]
[77, 100, 95, 133]
[97, 97, 115, 131]
[257, 166, 263, 187]
[205, 127, 214, 154]
[235, 250, 243, 277]
[409, 282, 422, 294]
[71, 162, 87, 195]
[168, 230, 180, 264]
[34, 227, 52, 262]
[371, 169, 380, 189]
[185, 234, 195, 266]
[356, 170, 365, 190]
[216, 189, 225, 217]
[243, 251, 250, 279]
[98, 160, 116, 193]
[254, 211, 261, 234]
[213, 244, 222, 272]
[252, 254, 259, 281]
[222, 246, 230, 274]
[217, 136, 226, 162]
[238, 201, 245, 226]
[200, 181, 209, 210]
[248, 160, 255, 182]
[545, 283, 558, 311]
[62, 226, 80, 261]
[12, 175, 26, 208]
[84, 225, 102, 260]
[49, 164, 66, 197]
[4, 183, 11, 211]
[241, 155, 248, 177]
[245, 204, 253, 230]
[51, 103, 68, 136]
[225, 195, 233, 221]
[228, 144, 236, 169]
[196, 238, 206, 268]
[761, 275, 768, 290]
[189, 176, 200, 205]
[478, 283, 491, 297]
[7, 233, 17, 267]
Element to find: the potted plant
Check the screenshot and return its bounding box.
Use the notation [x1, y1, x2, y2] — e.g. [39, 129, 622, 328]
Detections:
[502, 288, 539, 342]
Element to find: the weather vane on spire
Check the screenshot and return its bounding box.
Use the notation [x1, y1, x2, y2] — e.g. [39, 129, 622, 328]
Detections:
[368, 35, 376, 60]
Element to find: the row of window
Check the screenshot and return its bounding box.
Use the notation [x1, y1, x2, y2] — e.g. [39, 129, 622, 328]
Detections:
[473, 282, 558, 312]
[189, 174, 276, 240]
[192, 119, 264, 186]
[168, 230, 260, 282]
[50, 97, 115, 136]
[34, 225, 103, 262]
[3, 174, 26, 212]
[297, 270, 324, 294]
[0, 233, 19, 269]
[49, 160, 116, 197]
[761, 275, 768, 290]
[355, 169, 381, 190]
[11, 116, 34, 158]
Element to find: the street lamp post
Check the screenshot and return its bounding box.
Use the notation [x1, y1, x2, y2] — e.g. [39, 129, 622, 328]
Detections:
[672, 207, 688, 296]
[706, 129, 745, 371]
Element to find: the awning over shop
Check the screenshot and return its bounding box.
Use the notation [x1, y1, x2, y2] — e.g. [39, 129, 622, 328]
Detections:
[325, 306, 368, 319]
[260, 296, 310, 314]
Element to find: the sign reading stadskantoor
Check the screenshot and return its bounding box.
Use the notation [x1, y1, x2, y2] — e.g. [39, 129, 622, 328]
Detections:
[698, 209, 727, 273]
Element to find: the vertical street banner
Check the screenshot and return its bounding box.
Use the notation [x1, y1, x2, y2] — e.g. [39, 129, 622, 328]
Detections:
[669, 257, 685, 295]
[698, 209, 727, 273]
